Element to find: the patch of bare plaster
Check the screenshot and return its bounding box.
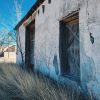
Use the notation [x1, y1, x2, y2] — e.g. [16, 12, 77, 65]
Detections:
[81, 46, 96, 83]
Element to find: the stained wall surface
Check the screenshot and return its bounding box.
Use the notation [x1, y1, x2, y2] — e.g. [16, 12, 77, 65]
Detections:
[16, 0, 100, 94]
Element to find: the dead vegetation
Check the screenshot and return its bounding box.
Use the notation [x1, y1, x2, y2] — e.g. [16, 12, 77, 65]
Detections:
[0, 63, 95, 100]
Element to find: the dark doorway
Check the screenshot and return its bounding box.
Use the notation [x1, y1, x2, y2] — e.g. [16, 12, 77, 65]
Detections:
[25, 20, 35, 71]
[59, 12, 80, 81]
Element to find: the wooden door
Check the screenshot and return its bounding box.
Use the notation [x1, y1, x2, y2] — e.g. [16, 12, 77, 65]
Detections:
[66, 20, 80, 80]
[25, 20, 35, 70]
[30, 23, 35, 65]
[60, 13, 80, 80]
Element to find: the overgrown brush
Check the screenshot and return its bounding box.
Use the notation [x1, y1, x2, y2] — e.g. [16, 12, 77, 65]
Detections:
[0, 63, 95, 100]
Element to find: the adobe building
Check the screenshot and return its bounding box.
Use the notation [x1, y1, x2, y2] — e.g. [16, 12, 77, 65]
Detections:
[15, 0, 100, 95]
[0, 45, 16, 63]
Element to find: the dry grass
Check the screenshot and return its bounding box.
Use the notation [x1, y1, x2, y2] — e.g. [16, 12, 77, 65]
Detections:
[0, 63, 95, 100]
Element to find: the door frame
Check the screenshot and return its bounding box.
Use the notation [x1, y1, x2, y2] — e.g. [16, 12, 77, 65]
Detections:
[59, 12, 80, 81]
[25, 20, 35, 71]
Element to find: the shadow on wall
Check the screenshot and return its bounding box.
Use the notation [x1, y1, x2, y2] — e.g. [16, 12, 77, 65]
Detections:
[53, 54, 59, 75]
[81, 45, 96, 83]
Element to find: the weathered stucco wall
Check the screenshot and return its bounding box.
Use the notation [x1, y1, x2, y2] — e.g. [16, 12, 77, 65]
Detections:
[16, 24, 25, 64]
[17, 0, 100, 94]
[34, 0, 82, 80]
[34, 0, 60, 79]
[79, 0, 100, 94]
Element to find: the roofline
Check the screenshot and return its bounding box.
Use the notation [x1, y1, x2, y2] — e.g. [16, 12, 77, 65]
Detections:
[14, 0, 45, 30]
